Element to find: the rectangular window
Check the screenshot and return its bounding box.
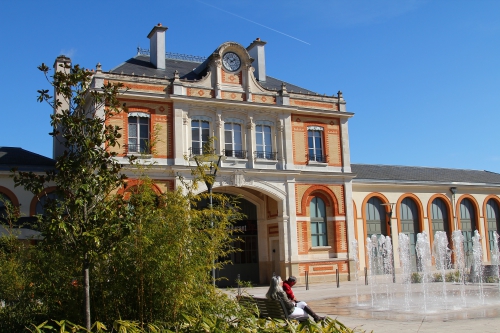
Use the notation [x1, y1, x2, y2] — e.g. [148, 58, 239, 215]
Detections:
[191, 120, 210, 155]
[310, 197, 327, 246]
[311, 221, 327, 247]
[255, 125, 274, 159]
[224, 122, 245, 158]
[307, 128, 325, 162]
[128, 116, 150, 153]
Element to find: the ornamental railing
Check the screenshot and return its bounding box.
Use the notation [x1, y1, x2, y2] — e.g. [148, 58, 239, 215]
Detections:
[254, 151, 277, 160]
[223, 150, 247, 159]
[127, 144, 151, 154]
[137, 47, 207, 63]
[189, 147, 215, 157]
[307, 153, 328, 163]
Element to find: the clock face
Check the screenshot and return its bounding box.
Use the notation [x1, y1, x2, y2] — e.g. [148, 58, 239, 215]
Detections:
[222, 52, 241, 71]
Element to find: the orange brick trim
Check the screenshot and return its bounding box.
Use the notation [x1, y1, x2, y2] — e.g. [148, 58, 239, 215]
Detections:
[268, 223, 279, 236]
[152, 179, 175, 192]
[30, 186, 57, 216]
[106, 80, 167, 93]
[296, 184, 344, 216]
[291, 115, 342, 166]
[221, 70, 243, 84]
[0, 186, 20, 207]
[426, 194, 454, 249]
[117, 179, 163, 200]
[297, 221, 309, 254]
[290, 99, 335, 110]
[334, 220, 348, 253]
[187, 88, 215, 98]
[298, 260, 349, 276]
[483, 195, 500, 261]
[252, 94, 277, 104]
[221, 91, 246, 101]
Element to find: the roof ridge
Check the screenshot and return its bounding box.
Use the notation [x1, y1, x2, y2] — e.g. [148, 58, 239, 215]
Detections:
[351, 163, 487, 173]
[265, 75, 316, 93]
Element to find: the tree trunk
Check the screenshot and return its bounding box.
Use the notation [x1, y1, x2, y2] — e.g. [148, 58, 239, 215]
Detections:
[83, 252, 91, 331]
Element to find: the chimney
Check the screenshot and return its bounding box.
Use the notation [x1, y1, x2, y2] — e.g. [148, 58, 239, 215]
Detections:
[147, 23, 168, 70]
[247, 38, 267, 82]
[52, 55, 71, 159]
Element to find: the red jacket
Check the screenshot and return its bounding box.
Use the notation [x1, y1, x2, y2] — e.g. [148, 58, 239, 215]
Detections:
[282, 281, 295, 301]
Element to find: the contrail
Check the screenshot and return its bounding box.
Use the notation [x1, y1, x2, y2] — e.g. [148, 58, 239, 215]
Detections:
[196, 0, 311, 45]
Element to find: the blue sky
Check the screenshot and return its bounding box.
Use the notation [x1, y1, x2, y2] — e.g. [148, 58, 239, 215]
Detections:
[1, 0, 499, 172]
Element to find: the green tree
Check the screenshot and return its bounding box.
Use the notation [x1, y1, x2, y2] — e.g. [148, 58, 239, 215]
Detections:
[12, 61, 129, 330]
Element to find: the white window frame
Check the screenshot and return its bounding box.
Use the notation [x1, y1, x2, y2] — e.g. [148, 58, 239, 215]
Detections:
[128, 113, 150, 154]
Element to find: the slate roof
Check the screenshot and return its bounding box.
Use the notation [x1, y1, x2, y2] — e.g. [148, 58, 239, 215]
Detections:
[109, 55, 317, 94]
[351, 164, 500, 185]
[0, 147, 55, 171]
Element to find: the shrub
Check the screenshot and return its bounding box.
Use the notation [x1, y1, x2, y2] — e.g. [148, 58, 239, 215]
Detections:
[411, 272, 422, 283]
[445, 270, 461, 283]
[432, 272, 443, 282]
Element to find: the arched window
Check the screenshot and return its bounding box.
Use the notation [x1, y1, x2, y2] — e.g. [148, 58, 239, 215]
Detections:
[486, 199, 500, 255]
[310, 197, 327, 247]
[365, 197, 387, 239]
[431, 198, 450, 236]
[460, 198, 477, 262]
[400, 197, 420, 270]
[35, 191, 59, 216]
[0, 194, 13, 222]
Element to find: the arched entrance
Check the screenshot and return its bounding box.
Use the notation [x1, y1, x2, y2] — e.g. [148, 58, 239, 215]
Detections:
[216, 196, 259, 287]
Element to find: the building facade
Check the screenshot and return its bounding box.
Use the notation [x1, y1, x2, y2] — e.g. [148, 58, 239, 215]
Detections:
[2, 24, 500, 286]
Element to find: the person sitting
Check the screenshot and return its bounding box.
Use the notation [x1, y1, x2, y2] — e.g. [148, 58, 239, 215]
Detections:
[265, 276, 325, 322]
[282, 275, 325, 322]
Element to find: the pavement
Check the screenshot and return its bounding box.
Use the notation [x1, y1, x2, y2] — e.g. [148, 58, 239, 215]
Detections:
[228, 278, 500, 333]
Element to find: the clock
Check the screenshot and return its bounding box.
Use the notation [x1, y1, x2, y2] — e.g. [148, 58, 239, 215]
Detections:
[222, 52, 241, 71]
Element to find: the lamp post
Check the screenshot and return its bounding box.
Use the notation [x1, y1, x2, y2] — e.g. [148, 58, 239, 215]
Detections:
[193, 154, 225, 287]
[381, 202, 396, 283]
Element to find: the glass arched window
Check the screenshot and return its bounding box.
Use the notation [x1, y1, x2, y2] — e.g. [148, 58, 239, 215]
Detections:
[310, 197, 327, 247]
[0, 194, 13, 222]
[431, 198, 450, 236]
[460, 198, 477, 263]
[35, 191, 59, 216]
[487, 199, 500, 255]
[366, 197, 387, 239]
[400, 197, 420, 270]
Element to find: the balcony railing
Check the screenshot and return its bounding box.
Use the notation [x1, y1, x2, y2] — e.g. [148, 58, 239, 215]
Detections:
[189, 147, 215, 157]
[254, 151, 277, 160]
[307, 153, 328, 163]
[223, 150, 247, 159]
[127, 144, 151, 154]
